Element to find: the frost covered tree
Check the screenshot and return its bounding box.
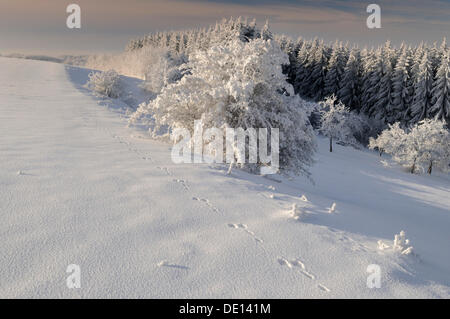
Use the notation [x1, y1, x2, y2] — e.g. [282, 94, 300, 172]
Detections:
[370, 119, 450, 174]
[319, 95, 363, 152]
[369, 122, 408, 158]
[306, 40, 328, 100]
[338, 48, 360, 111]
[410, 43, 424, 81]
[409, 52, 433, 123]
[323, 42, 346, 98]
[86, 70, 123, 98]
[126, 19, 449, 127]
[261, 20, 273, 40]
[371, 43, 394, 122]
[428, 51, 450, 122]
[130, 38, 317, 176]
[360, 49, 382, 118]
[294, 41, 311, 96]
[387, 47, 413, 124]
[285, 37, 303, 85]
[140, 51, 186, 94]
[407, 119, 450, 174]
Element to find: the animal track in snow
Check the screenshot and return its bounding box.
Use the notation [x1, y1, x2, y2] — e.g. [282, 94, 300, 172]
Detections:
[112, 134, 153, 162]
[193, 197, 220, 213]
[336, 234, 368, 252]
[112, 134, 130, 146]
[157, 260, 189, 270]
[16, 170, 34, 176]
[278, 257, 330, 291]
[318, 284, 331, 292]
[173, 179, 189, 190]
[277, 257, 293, 268]
[277, 257, 315, 280]
[291, 258, 306, 270]
[157, 166, 172, 176]
[228, 223, 263, 243]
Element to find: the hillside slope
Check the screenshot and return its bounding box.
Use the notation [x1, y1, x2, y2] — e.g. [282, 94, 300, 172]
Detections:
[0, 57, 449, 298]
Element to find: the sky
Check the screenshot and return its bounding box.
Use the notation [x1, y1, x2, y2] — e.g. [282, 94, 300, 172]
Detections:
[0, 0, 449, 55]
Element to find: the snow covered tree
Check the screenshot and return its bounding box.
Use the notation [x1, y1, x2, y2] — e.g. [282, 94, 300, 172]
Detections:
[409, 52, 433, 123]
[410, 43, 424, 84]
[323, 41, 346, 98]
[319, 95, 363, 152]
[428, 50, 450, 123]
[130, 38, 317, 176]
[387, 47, 413, 124]
[370, 119, 450, 174]
[360, 49, 382, 118]
[407, 119, 450, 174]
[305, 40, 328, 100]
[140, 51, 186, 94]
[261, 20, 273, 40]
[371, 42, 394, 122]
[86, 70, 123, 98]
[168, 33, 180, 53]
[338, 48, 360, 111]
[284, 37, 303, 85]
[124, 19, 450, 129]
[294, 41, 311, 95]
[369, 122, 408, 158]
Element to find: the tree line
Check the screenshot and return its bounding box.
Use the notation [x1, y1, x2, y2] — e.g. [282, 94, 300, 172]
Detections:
[126, 17, 450, 127]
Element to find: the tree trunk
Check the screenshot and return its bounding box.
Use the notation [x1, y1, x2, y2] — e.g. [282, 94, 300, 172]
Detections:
[428, 160, 433, 175]
[329, 136, 333, 152]
[410, 158, 416, 174]
[379, 149, 384, 157]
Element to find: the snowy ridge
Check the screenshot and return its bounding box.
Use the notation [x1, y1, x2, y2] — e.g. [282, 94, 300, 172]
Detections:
[0, 57, 449, 298]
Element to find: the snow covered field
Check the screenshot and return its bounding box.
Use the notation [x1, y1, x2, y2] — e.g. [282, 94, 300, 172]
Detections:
[0, 57, 449, 298]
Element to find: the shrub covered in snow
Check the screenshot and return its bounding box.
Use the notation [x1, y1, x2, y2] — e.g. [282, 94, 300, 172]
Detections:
[289, 203, 311, 221]
[407, 119, 450, 174]
[378, 230, 414, 256]
[85, 47, 186, 95]
[86, 70, 123, 99]
[318, 95, 371, 151]
[140, 51, 187, 95]
[370, 119, 450, 174]
[369, 122, 408, 157]
[130, 38, 317, 176]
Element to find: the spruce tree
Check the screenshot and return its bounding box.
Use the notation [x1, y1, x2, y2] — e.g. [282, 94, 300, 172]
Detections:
[338, 48, 360, 110]
[305, 40, 327, 100]
[387, 47, 413, 124]
[409, 52, 433, 123]
[324, 41, 346, 98]
[428, 50, 450, 123]
[372, 42, 394, 122]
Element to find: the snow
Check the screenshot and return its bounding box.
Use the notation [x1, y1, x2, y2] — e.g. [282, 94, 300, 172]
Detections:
[1, 57, 449, 298]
